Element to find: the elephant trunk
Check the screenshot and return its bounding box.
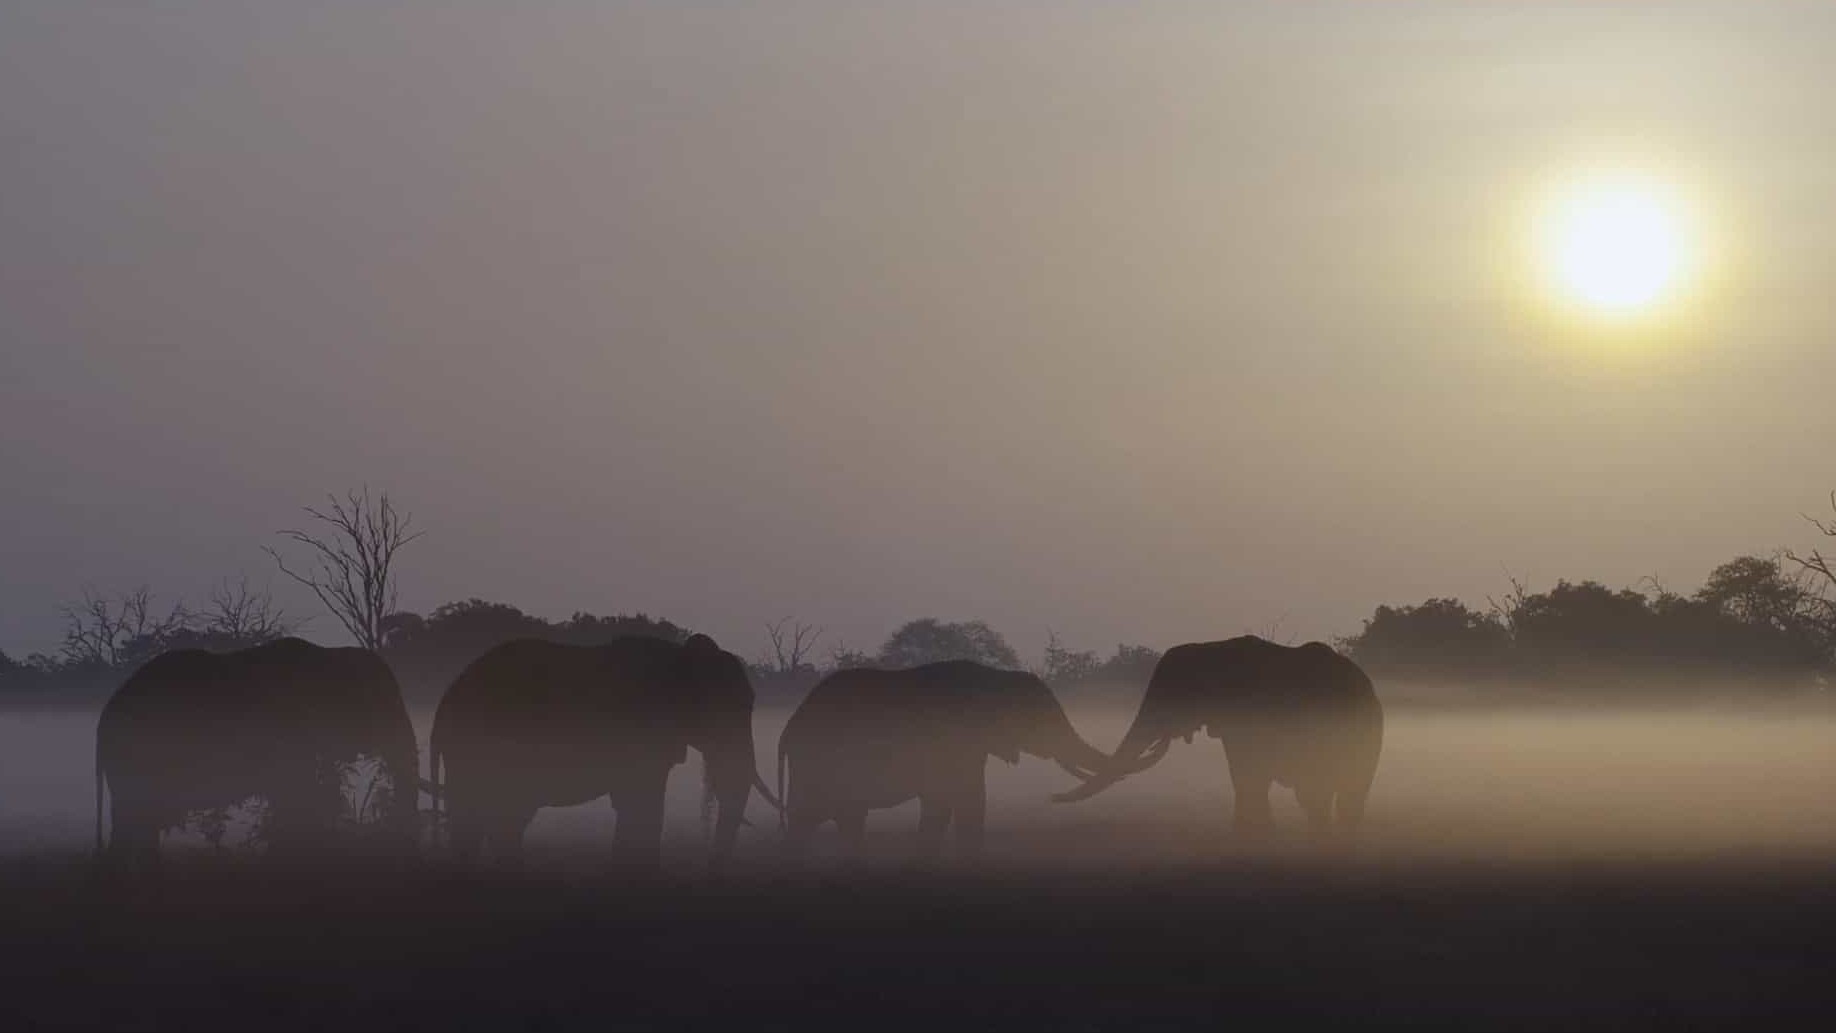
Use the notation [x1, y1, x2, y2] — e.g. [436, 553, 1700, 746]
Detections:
[1052, 684, 1182, 804]
[1039, 704, 1116, 782]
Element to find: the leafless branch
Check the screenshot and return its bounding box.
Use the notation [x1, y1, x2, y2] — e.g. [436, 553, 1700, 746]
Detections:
[1784, 493, 1836, 588]
[1782, 493, 1836, 641]
[203, 576, 295, 643]
[1485, 567, 1532, 635]
[1256, 611, 1295, 645]
[825, 639, 875, 671]
[59, 586, 192, 668]
[765, 616, 823, 674]
[266, 487, 422, 652]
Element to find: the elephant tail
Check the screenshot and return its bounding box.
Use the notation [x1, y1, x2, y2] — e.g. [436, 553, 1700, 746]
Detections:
[432, 742, 444, 819]
[93, 745, 106, 858]
[700, 754, 714, 842]
[775, 734, 788, 832]
[424, 729, 445, 831]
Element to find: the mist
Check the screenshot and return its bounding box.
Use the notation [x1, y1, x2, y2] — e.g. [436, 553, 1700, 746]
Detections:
[11, 689, 1836, 868]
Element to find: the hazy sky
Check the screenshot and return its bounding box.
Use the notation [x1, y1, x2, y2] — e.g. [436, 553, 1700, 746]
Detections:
[5, 4, 1836, 663]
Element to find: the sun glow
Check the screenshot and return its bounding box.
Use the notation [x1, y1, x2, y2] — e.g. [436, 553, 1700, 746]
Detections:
[1539, 174, 1693, 318]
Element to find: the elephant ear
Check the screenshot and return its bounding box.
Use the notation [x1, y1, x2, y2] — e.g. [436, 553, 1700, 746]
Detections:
[975, 674, 1026, 766]
[672, 633, 745, 723]
[674, 633, 725, 683]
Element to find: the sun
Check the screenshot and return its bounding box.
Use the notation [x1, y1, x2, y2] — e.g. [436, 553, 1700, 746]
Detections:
[1539, 174, 1692, 317]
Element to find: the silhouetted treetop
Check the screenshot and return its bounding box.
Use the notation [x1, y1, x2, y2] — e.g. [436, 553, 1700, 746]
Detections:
[551, 611, 689, 647]
[380, 599, 689, 702]
[877, 619, 1021, 670]
[1343, 555, 1832, 689]
[1697, 554, 1824, 630]
[1342, 598, 1509, 677]
[1097, 643, 1164, 684]
[1039, 635, 1164, 687]
[1042, 632, 1099, 685]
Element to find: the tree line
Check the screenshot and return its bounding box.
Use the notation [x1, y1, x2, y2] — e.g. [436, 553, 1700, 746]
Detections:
[9, 486, 1836, 701]
[1339, 553, 1836, 690]
[0, 592, 1160, 705]
[0, 484, 1163, 703]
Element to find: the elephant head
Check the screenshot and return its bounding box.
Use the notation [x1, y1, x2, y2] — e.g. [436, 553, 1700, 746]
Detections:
[304, 647, 421, 837]
[671, 634, 778, 863]
[261, 641, 420, 845]
[1050, 645, 1205, 804]
[1053, 638, 1385, 806]
[949, 664, 1114, 780]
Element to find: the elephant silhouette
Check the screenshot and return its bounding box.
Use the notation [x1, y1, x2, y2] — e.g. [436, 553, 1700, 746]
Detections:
[1056, 636, 1383, 831]
[428, 633, 777, 869]
[94, 637, 420, 867]
[777, 660, 1112, 859]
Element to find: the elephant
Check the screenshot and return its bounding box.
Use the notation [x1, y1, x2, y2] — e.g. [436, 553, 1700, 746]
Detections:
[1055, 636, 1383, 831]
[776, 660, 1114, 858]
[94, 637, 420, 866]
[428, 633, 776, 869]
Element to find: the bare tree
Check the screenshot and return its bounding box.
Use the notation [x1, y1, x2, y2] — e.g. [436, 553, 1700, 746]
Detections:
[826, 639, 877, 671]
[1486, 568, 1533, 637]
[266, 488, 422, 652]
[764, 616, 823, 674]
[1040, 629, 1099, 684]
[1252, 611, 1296, 645]
[202, 577, 295, 644]
[59, 586, 192, 668]
[1784, 492, 1836, 643]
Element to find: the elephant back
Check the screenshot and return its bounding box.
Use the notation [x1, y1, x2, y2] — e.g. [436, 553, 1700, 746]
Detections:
[434, 635, 709, 748]
[101, 648, 271, 759]
[783, 663, 983, 765]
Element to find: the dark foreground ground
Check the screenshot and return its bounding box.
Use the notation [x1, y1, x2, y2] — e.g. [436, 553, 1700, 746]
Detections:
[3, 849, 1834, 1032]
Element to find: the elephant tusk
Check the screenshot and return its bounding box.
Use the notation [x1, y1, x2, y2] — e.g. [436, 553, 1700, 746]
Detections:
[1052, 777, 1120, 804]
[1052, 737, 1174, 804]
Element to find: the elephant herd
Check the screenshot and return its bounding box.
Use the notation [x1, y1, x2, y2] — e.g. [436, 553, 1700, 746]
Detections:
[93, 633, 1384, 870]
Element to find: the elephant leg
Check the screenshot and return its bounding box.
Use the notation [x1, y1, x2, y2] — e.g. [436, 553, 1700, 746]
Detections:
[107, 804, 162, 873]
[485, 809, 535, 870]
[1296, 784, 1333, 832]
[1230, 777, 1275, 832]
[954, 776, 987, 860]
[1225, 748, 1275, 832]
[836, 810, 868, 855]
[1335, 787, 1368, 829]
[447, 805, 485, 865]
[611, 767, 671, 871]
[611, 800, 665, 871]
[784, 808, 822, 859]
[915, 797, 951, 860]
